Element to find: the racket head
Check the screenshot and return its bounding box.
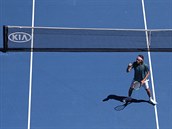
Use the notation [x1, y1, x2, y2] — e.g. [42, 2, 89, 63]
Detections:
[133, 81, 141, 90]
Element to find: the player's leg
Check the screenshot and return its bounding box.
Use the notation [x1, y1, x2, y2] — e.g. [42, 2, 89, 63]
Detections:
[128, 87, 134, 97]
[146, 88, 151, 98]
[122, 89, 133, 103]
[128, 80, 135, 97]
[144, 80, 152, 98]
[143, 80, 157, 105]
[122, 80, 135, 103]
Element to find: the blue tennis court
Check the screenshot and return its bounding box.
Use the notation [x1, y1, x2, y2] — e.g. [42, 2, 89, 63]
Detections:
[0, 0, 172, 129]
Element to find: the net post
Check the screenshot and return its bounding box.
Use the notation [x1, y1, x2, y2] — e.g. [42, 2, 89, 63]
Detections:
[3, 25, 8, 52]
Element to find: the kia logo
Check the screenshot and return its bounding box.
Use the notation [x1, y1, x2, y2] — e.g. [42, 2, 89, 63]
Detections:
[8, 32, 32, 43]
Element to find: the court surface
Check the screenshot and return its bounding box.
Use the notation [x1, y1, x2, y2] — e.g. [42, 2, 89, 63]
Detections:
[0, 0, 172, 129]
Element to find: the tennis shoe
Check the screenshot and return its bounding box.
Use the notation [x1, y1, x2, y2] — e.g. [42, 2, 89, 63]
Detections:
[149, 97, 157, 105]
[122, 97, 132, 103]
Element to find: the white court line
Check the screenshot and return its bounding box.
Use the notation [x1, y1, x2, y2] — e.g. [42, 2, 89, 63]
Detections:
[141, 0, 160, 129]
[27, 0, 35, 129]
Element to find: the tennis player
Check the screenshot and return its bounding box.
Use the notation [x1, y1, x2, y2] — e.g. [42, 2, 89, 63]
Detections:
[126, 55, 157, 105]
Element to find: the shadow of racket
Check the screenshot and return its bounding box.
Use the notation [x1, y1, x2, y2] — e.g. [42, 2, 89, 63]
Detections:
[114, 102, 131, 111]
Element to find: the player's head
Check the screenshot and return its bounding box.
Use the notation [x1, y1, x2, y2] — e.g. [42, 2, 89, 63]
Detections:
[136, 55, 144, 64]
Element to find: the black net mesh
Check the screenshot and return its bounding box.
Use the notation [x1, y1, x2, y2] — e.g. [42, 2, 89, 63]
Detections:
[2, 26, 172, 52]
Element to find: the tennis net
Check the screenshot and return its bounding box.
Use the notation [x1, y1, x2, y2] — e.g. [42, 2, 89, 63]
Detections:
[1, 26, 172, 52]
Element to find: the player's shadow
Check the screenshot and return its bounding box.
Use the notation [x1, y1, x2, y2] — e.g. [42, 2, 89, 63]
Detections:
[102, 94, 153, 105]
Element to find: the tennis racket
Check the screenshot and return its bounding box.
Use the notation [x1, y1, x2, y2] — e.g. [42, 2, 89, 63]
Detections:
[133, 79, 149, 90]
[133, 81, 141, 90]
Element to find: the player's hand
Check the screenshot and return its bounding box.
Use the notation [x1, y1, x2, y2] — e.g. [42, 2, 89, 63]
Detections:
[127, 63, 132, 72]
[141, 80, 145, 85]
[128, 63, 132, 67]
